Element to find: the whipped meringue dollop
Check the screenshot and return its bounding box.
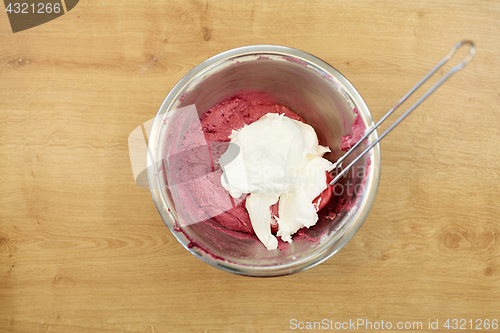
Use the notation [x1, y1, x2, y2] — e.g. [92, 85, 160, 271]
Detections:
[220, 113, 333, 250]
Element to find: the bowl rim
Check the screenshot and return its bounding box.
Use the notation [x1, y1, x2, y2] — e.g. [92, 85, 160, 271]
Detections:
[147, 44, 381, 277]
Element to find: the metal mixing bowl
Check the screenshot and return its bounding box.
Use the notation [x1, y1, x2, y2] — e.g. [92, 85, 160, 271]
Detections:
[147, 45, 381, 276]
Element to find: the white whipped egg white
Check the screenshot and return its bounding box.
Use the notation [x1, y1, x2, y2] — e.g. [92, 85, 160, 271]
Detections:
[220, 113, 333, 250]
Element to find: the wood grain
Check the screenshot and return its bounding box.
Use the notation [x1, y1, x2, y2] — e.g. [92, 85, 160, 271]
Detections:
[1, 0, 499, 332]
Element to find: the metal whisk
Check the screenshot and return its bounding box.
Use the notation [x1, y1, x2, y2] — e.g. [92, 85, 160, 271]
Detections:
[330, 40, 476, 185]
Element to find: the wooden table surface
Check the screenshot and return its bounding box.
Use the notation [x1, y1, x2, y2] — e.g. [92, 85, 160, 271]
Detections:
[1, 1, 499, 332]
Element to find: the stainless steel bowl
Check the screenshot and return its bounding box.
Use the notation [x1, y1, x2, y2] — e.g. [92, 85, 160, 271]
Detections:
[147, 45, 380, 276]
